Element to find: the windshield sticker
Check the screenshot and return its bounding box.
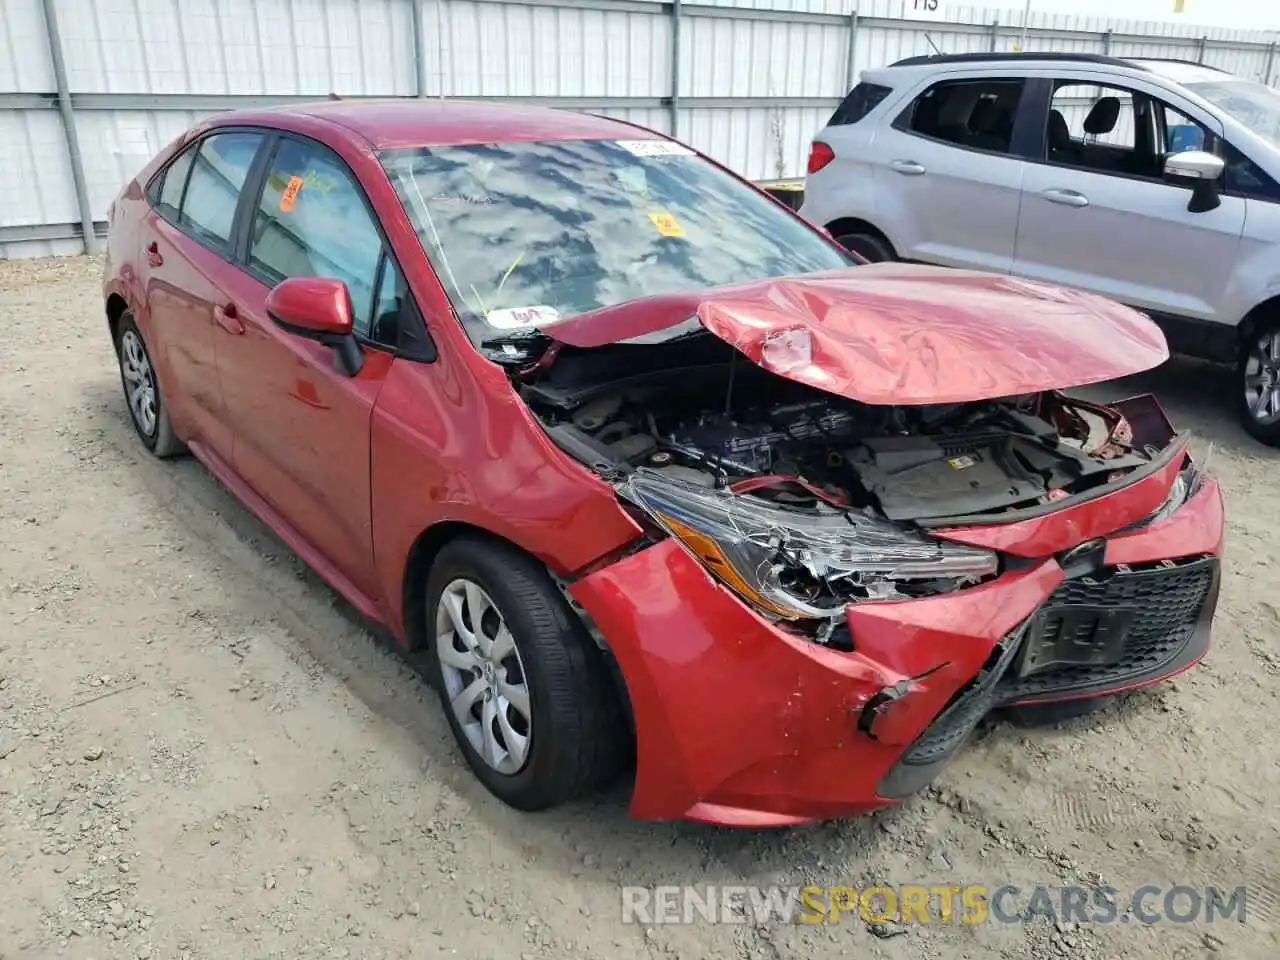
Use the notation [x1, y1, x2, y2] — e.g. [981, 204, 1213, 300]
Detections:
[279, 175, 304, 213]
[486, 305, 563, 330]
[648, 210, 686, 238]
[615, 139, 695, 158]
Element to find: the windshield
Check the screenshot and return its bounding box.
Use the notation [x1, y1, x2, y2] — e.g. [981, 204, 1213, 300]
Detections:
[380, 138, 851, 347]
[1185, 79, 1280, 149]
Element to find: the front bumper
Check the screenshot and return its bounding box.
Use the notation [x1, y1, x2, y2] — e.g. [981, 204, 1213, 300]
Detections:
[568, 475, 1225, 827]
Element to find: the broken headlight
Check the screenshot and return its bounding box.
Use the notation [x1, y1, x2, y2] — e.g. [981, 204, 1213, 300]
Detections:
[1141, 447, 1211, 528]
[619, 468, 998, 621]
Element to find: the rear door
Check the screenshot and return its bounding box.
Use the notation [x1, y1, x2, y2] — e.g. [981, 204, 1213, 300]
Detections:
[869, 75, 1032, 272]
[136, 131, 266, 458]
[213, 134, 406, 600]
[1012, 74, 1244, 321]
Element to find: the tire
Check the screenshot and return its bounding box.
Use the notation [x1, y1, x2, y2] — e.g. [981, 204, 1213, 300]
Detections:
[115, 313, 185, 458]
[424, 534, 626, 811]
[1237, 317, 1280, 446]
[836, 231, 897, 263]
[1002, 696, 1115, 726]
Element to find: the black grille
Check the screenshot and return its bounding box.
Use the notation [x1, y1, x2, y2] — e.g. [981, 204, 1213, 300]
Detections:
[998, 555, 1216, 700]
[897, 626, 1026, 767]
[879, 555, 1216, 799]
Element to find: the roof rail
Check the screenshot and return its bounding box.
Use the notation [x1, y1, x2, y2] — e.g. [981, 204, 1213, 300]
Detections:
[889, 52, 1146, 69]
[1127, 57, 1229, 72]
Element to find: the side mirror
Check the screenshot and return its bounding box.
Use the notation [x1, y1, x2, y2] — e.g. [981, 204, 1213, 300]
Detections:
[1163, 150, 1226, 214]
[266, 276, 364, 376]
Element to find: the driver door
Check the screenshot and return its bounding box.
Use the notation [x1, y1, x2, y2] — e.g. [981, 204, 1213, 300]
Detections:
[1012, 76, 1244, 321]
[213, 135, 402, 600]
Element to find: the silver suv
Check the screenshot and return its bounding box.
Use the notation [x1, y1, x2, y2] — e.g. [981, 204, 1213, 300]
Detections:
[799, 53, 1280, 444]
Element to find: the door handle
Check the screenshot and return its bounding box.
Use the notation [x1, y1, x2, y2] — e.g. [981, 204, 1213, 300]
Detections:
[890, 160, 927, 176]
[213, 302, 244, 335]
[145, 241, 163, 267]
[1041, 188, 1090, 208]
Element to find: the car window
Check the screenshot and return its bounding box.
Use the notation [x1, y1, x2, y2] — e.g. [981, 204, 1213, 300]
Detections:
[370, 254, 411, 346]
[1044, 81, 1212, 182]
[381, 139, 852, 349]
[1184, 79, 1280, 150]
[1051, 83, 1136, 151]
[830, 82, 892, 126]
[247, 137, 386, 341]
[1225, 143, 1280, 202]
[178, 132, 264, 254]
[896, 79, 1025, 155]
[154, 145, 196, 219]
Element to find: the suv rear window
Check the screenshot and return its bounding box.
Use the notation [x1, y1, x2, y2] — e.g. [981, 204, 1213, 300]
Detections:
[897, 79, 1025, 155]
[829, 82, 892, 126]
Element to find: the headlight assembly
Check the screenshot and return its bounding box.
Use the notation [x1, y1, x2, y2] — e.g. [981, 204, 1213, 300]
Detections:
[619, 468, 999, 621]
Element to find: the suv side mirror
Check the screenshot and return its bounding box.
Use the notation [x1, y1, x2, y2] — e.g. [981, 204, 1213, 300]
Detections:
[266, 276, 364, 376]
[1163, 150, 1226, 214]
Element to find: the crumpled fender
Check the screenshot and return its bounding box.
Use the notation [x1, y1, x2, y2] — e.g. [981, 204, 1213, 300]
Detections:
[568, 539, 1062, 821]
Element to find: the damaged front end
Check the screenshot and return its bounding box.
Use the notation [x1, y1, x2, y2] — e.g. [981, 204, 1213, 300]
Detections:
[518, 333, 1197, 642]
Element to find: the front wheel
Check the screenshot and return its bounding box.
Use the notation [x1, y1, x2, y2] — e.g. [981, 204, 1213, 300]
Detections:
[425, 535, 626, 811]
[1238, 319, 1280, 446]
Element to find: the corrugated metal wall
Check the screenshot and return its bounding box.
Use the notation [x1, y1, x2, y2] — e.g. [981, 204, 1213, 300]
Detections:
[2, 0, 1278, 258]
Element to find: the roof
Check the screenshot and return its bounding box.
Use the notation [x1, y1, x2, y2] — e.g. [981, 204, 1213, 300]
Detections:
[209, 98, 660, 151]
[1130, 59, 1232, 84]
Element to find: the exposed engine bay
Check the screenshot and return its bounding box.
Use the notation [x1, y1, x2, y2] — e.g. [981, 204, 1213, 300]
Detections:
[516, 339, 1185, 627]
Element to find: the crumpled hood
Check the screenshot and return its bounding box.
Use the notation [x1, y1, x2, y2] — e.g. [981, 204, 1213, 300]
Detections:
[545, 263, 1169, 405]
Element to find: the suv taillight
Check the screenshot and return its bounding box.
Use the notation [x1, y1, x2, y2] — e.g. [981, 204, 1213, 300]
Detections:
[807, 141, 835, 174]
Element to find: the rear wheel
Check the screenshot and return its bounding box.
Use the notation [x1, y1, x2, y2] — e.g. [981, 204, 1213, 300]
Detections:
[1238, 318, 1280, 446]
[115, 314, 185, 458]
[425, 535, 625, 810]
[835, 231, 896, 263]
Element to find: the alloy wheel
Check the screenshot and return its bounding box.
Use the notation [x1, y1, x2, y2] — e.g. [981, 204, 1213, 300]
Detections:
[1243, 330, 1280, 425]
[434, 578, 533, 775]
[119, 330, 158, 437]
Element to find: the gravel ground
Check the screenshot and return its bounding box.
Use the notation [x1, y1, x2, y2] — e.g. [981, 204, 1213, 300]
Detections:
[1, 255, 1277, 960]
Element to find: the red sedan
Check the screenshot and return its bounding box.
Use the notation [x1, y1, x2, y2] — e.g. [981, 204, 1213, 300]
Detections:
[103, 100, 1223, 827]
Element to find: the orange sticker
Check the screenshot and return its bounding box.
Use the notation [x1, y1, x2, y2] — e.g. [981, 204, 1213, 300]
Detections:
[648, 210, 685, 238]
[280, 175, 304, 213]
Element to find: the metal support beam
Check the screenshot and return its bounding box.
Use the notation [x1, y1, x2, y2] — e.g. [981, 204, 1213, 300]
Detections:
[412, 0, 428, 97]
[0, 220, 108, 246]
[55, 91, 841, 112]
[989, 19, 999, 53]
[1102, 29, 1112, 56]
[39, 0, 100, 255]
[669, 0, 682, 137]
[845, 11, 859, 91]
[1266, 41, 1278, 86]
[1197, 36, 1207, 63]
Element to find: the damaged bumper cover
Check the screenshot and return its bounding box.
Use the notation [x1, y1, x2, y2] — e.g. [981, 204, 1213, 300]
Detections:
[567, 469, 1224, 827]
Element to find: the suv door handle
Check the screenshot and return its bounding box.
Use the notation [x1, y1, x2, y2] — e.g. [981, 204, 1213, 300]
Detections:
[1041, 188, 1090, 208]
[145, 241, 163, 267]
[890, 160, 927, 176]
[213, 302, 244, 335]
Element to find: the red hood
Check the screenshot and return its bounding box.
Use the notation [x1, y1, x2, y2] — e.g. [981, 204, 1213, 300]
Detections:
[546, 264, 1169, 405]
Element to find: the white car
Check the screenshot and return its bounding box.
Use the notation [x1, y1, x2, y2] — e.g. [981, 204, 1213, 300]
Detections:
[800, 52, 1280, 444]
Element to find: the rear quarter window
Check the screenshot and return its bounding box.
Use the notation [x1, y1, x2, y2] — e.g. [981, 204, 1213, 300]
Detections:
[829, 82, 893, 126]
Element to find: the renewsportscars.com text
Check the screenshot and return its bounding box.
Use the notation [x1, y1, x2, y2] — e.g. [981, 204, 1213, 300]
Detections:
[620, 884, 1249, 926]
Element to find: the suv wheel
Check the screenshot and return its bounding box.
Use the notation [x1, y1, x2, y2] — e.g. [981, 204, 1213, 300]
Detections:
[835, 231, 896, 263]
[1239, 319, 1280, 446]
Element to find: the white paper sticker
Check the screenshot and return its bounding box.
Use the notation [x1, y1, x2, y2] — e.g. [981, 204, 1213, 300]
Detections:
[615, 139, 695, 158]
[486, 305, 563, 330]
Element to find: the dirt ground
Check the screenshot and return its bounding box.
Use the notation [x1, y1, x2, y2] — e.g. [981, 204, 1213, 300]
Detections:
[0, 255, 1277, 960]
